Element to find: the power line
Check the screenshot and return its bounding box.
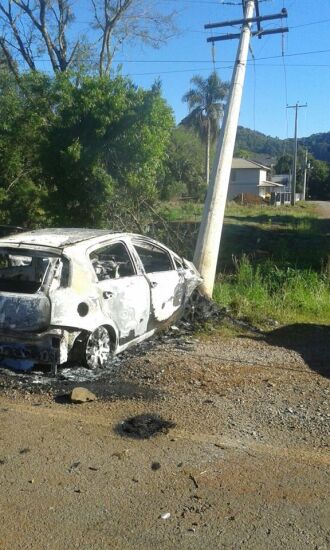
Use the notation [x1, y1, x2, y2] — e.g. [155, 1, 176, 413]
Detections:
[29, 47, 330, 65]
[29, 59, 330, 77]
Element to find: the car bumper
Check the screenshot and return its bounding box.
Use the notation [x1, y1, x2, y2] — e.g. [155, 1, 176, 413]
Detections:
[0, 328, 79, 366]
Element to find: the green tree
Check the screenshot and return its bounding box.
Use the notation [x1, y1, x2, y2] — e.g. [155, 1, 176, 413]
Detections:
[235, 148, 251, 160]
[41, 75, 174, 227]
[159, 126, 205, 200]
[308, 158, 330, 200]
[0, 70, 174, 228]
[0, 70, 52, 226]
[274, 153, 293, 174]
[181, 72, 230, 186]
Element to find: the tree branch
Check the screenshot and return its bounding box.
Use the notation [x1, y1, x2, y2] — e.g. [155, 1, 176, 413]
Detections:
[0, 37, 20, 81]
[0, 2, 36, 70]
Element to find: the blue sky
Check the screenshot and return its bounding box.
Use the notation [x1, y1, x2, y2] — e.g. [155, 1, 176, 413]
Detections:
[107, 0, 330, 139]
[32, 0, 330, 139]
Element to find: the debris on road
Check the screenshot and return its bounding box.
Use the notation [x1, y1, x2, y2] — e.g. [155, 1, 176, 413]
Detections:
[117, 414, 176, 439]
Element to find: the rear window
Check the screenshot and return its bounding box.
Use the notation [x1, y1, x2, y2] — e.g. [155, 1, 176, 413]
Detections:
[0, 249, 59, 294]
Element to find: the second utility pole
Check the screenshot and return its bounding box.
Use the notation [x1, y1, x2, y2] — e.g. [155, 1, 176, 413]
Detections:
[193, 0, 256, 298]
[287, 103, 307, 205]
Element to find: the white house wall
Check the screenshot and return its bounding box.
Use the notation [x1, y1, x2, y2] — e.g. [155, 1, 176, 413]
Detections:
[227, 168, 267, 200]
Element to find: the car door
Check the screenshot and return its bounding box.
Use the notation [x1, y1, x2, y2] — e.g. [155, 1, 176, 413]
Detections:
[132, 239, 184, 323]
[89, 240, 151, 344]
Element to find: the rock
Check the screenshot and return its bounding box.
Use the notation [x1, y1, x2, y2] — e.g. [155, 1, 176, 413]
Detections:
[160, 512, 171, 520]
[70, 387, 97, 403]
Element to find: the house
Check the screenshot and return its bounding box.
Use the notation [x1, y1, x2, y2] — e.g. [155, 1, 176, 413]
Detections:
[228, 158, 284, 201]
[270, 174, 292, 205]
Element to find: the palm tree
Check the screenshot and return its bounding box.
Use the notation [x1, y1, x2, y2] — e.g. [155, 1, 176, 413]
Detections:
[181, 72, 230, 186]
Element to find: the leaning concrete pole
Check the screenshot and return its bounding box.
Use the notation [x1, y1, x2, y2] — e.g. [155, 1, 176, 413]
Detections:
[193, 0, 255, 298]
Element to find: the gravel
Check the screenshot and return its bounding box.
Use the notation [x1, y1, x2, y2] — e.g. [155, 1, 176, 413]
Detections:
[0, 323, 329, 549]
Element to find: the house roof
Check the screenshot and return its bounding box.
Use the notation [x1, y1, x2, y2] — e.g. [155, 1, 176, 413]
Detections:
[232, 158, 271, 170]
[258, 181, 284, 188]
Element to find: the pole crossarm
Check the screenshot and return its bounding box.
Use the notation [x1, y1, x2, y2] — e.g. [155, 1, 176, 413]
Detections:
[287, 103, 308, 109]
[204, 9, 287, 30]
[207, 27, 288, 43]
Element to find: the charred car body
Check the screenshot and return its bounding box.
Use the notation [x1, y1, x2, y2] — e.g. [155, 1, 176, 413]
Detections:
[0, 229, 201, 370]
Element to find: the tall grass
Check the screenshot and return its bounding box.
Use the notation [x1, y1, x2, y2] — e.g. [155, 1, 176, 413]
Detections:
[213, 256, 330, 327]
[158, 201, 203, 222]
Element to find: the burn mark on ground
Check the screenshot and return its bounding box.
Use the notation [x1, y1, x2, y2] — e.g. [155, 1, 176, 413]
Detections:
[116, 413, 176, 439]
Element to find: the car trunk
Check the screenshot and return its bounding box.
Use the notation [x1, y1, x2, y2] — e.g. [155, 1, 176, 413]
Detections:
[0, 292, 51, 332]
[0, 248, 57, 332]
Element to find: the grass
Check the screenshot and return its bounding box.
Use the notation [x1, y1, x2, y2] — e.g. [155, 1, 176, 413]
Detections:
[213, 255, 330, 328]
[159, 199, 317, 225]
[156, 200, 330, 328]
[158, 201, 203, 222]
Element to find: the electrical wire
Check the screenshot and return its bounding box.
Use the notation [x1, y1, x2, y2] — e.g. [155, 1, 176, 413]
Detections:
[250, 45, 257, 138]
[29, 47, 330, 65]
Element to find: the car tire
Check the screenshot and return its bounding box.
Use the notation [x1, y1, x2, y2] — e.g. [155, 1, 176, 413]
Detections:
[84, 326, 112, 369]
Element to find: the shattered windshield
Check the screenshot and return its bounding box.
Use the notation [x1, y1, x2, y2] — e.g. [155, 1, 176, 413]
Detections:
[0, 248, 58, 294]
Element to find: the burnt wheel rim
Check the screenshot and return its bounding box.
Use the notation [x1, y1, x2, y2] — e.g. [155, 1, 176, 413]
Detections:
[85, 326, 111, 369]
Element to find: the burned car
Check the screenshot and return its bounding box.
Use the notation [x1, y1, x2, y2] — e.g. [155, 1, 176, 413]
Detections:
[0, 229, 201, 371]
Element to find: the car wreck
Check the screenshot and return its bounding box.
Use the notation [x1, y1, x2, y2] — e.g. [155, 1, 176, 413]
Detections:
[0, 228, 202, 372]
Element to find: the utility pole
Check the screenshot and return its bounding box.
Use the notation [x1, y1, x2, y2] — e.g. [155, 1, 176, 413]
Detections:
[302, 148, 309, 201]
[287, 103, 307, 205]
[193, 1, 288, 298]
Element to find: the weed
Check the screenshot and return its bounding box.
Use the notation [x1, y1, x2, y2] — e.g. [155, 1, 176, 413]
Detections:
[156, 200, 329, 327]
[214, 256, 330, 327]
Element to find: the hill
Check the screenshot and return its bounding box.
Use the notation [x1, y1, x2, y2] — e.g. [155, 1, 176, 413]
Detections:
[235, 127, 330, 163]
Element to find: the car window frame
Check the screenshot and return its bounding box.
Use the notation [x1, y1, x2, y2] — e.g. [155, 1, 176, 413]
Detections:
[131, 238, 176, 274]
[87, 239, 138, 281]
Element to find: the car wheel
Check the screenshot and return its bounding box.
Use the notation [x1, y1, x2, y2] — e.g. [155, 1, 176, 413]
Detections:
[85, 326, 112, 369]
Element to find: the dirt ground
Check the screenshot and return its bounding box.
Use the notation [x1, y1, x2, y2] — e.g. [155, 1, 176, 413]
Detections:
[310, 200, 330, 220]
[0, 322, 329, 550]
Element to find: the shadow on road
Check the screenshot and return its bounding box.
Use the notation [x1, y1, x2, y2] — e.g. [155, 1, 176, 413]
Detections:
[264, 323, 330, 379]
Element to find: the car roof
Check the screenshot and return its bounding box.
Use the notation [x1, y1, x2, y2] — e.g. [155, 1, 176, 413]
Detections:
[0, 228, 116, 249]
[0, 228, 177, 257]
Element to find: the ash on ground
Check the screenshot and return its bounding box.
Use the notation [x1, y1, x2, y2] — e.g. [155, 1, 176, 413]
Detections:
[0, 291, 228, 395]
[116, 413, 176, 439]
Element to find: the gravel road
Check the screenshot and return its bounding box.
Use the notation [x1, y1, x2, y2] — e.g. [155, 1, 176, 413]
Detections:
[0, 323, 329, 549]
[310, 200, 330, 219]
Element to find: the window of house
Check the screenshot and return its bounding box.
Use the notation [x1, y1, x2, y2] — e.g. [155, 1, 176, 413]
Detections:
[133, 242, 173, 273]
[231, 169, 237, 182]
[90, 242, 135, 280]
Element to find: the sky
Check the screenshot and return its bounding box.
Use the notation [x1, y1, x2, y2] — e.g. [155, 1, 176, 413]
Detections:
[107, 0, 330, 140]
[23, 0, 330, 140]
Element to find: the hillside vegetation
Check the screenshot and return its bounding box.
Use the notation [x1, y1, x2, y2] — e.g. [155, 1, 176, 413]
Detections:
[235, 126, 330, 163]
